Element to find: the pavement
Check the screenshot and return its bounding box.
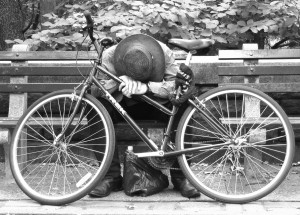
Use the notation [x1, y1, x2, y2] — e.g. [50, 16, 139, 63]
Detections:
[0, 166, 300, 215]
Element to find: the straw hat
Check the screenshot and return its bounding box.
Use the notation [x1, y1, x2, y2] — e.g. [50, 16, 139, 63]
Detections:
[114, 34, 165, 82]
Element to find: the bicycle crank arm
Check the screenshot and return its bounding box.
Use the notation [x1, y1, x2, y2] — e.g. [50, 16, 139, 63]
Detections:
[135, 151, 164, 158]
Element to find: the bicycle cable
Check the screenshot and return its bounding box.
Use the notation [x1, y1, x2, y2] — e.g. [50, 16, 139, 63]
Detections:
[75, 32, 89, 79]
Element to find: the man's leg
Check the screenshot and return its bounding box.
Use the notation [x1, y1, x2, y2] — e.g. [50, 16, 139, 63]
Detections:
[87, 98, 123, 198]
[169, 103, 200, 198]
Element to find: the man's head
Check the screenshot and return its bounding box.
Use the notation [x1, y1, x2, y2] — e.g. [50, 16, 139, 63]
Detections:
[114, 34, 165, 82]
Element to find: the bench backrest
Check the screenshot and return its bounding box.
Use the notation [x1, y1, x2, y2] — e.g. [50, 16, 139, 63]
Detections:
[0, 51, 95, 93]
[218, 44, 300, 93]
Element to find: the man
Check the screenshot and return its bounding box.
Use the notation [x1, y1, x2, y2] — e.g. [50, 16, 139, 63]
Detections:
[88, 34, 200, 198]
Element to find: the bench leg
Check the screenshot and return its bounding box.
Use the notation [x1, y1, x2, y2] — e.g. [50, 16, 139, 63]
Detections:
[0, 128, 13, 179]
[244, 128, 266, 178]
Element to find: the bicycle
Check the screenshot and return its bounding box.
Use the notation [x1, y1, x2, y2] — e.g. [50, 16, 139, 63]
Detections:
[10, 11, 295, 206]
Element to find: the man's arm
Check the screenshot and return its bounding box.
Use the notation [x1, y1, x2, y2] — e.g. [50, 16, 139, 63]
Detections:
[118, 75, 148, 98]
[100, 41, 179, 99]
[147, 42, 178, 98]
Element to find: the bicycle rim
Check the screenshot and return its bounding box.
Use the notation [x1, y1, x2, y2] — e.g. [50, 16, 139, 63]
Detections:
[10, 90, 115, 205]
[176, 86, 295, 203]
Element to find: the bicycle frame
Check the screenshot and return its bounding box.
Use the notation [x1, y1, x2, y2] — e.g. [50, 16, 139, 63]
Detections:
[55, 43, 232, 159]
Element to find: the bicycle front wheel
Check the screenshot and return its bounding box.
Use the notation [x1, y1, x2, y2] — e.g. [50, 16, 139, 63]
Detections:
[10, 90, 115, 205]
[176, 85, 295, 203]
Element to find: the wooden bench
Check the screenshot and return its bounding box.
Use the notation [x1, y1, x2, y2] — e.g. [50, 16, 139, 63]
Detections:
[218, 44, 300, 175]
[2, 43, 300, 178]
[218, 43, 300, 124]
[0, 44, 166, 178]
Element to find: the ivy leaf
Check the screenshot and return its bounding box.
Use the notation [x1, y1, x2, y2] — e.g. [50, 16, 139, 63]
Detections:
[5, 40, 15, 44]
[264, 20, 277, 26]
[41, 30, 50, 34]
[54, 38, 65, 45]
[284, 17, 296, 27]
[111, 25, 128, 32]
[169, 13, 179, 22]
[42, 21, 53, 27]
[188, 11, 199, 19]
[142, 8, 152, 16]
[43, 13, 53, 19]
[250, 27, 258, 33]
[218, 13, 227, 18]
[178, 11, 189, 26]
[247, 19, 254, 26]
[31, 33, 41, 39]
[164, 0, 174, 5]
[149, 26, 160, 34]
[14, 39, 23, 44]
[240, 26, 250, 33]
[107, 4, 115, 10]
[216, 6, 227, 12]
[212, 36, 227, 43]
[200, 29, 212, 37]
[262, 25, 269, 32]
[131, 1, 144, 6]
[72, 33, 83, 40]
[129, 10, 143, 18]
[50, 29, 62, 34]
[237, 21, 246, 27]
[56, 19, 71, 26]
[226, 10, 236, 15]
[154, 14, 163, 24]
[256, 25, 266, 31]
[227, 24, 237, 30]
[206, 22, 218, 29]
[269, 25, 279, 32]
[73, 4, 81, 9]
[270, 1, 280, 6]
[179, 29, 191, 39]
[40, 37, 50, 42]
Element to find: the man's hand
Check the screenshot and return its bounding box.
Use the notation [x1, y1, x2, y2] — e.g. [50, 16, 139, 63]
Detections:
[175, 63, 194, 90]
[118, 75, 148, 98]
[169, 64, 196, 106]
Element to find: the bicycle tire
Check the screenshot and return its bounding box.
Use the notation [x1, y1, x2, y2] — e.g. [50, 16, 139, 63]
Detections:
[10, 90, 115, 205]
[176, 85, 295, 203]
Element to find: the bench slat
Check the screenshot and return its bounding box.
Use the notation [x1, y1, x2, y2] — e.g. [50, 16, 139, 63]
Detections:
[0, 83, 80, 93]
[218, 66, 300, 76]
[0, 51, 187, 61]
[221, 117, 300, 124]
[0, 51, 98, 61]
[219, 49, 300, 60]
[219, 83, 300, 93]
[0, 117, 86, 127]
[0, 66, 91, 76]
[0, 117, 166, 128]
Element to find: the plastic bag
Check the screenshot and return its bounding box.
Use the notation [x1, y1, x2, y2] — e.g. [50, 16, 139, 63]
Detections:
[123, 151, 169, 197]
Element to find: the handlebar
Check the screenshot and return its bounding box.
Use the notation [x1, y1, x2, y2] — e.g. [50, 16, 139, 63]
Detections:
[84, 10, 95, 42]
[83, 10, 117, 55]
[84, 11, 93, 28]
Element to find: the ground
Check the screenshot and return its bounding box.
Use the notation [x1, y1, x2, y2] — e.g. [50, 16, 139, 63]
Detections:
[0, 162, 300, 202]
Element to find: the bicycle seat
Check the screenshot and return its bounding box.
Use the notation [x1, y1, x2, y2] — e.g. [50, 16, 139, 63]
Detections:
[168, 38, 214, 51]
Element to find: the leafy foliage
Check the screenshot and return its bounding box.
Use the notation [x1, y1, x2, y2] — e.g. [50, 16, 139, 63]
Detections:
[5, 0, 300, 51]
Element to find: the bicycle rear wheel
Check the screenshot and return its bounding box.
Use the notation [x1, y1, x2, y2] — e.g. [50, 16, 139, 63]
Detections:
[10, 90, 115, 205]
[176, 85, 294, 203]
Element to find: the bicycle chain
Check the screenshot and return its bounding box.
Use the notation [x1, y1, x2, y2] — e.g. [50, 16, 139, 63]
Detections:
[147, 156, 178, 170]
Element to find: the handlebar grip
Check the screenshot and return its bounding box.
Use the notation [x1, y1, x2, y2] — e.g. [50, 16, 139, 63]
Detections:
[84, 10, 93, 28]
